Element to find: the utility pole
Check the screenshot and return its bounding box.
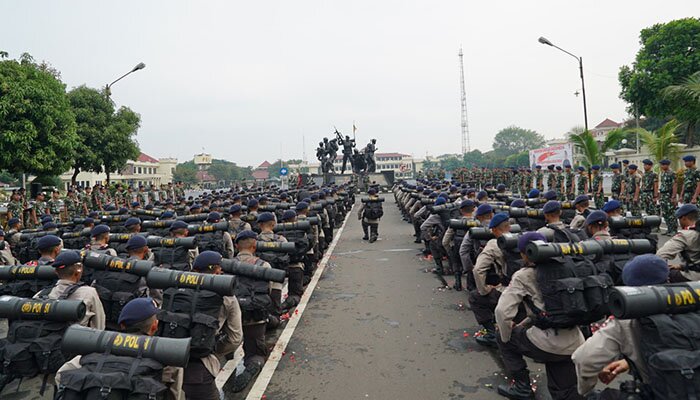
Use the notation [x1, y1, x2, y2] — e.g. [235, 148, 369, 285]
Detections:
[458, 47, 471, 154]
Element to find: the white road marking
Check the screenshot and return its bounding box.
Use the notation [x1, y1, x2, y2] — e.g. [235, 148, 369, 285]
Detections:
[244, 205, 354, 400]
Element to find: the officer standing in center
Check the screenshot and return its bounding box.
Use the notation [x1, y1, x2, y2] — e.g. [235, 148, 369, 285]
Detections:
[357, 188, 382, 242]
[640, 159, 659, 216]
[680, 155, 700, 204]
[659, 159, 678, 235]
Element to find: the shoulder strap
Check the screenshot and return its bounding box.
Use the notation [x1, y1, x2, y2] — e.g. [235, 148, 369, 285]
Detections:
[59, 282, 85, 300]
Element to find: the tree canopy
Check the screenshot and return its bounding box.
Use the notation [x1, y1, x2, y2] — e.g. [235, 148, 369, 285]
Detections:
[619, 18, 700, 123]
[0, 54, 79, 176]
[492, 126, 545, 156]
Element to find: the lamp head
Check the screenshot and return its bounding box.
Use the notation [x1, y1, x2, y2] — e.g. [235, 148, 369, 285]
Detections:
[538, 37, 553, 46]
[132, 62, 146, 72]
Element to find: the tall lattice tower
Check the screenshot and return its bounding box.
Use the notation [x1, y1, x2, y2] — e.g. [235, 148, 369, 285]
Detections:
[458, 47, 470, 154]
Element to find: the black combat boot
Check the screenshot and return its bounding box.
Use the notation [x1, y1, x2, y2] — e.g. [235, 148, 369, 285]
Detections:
[231, 362, 263, 393]
[362, 222, 369, 240]
[475, 321, 498, 348]
[497, 369, 534, 399]
[369, 224, 378, 243]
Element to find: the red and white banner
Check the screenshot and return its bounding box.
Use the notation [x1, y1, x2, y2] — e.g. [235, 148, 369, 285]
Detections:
[529, 143, 573, 168]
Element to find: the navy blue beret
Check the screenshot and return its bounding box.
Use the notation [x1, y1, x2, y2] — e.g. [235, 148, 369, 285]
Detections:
[602, 200, 621, 213]
[555, 166, 562, 170]
[477, 191, 488, 200]
[37, 234, 61, 250]
[585, 210, 608, 226]
[161, 211, 175, 219]
[53, 250, 81, 269]
[310, 193, 320, 200]
[124, 217, 141, 227]
[676, 204, 699, 218]
[536, 165, 542, 169]
[131, 201, 140, 207]
[610, 163, 620, 169]
[460, 199, 475, 209]
[295, 201, 309, 211]
[496, 184, 506, 191]
[622, 159, 629, 164]
[118, 297, 158, 326]
[628, 164, 638, 170]
[235, 230, 258, 243]
[193, 250, 223, 271]
[591, 165, 600, 170]
[543, 191, 558, 201]
[475, 204, 493, 217]
[247, 199, 259, 207]
[257, 212, 276, 223]
[43, 222, 57, 230]
[91, 225, 110, 236]
[7, 218, 20, 226]
[683, 155, 696, 162]
[518, 232, 546, 253]
[438, 192, 449, 199]
[434, 197, 446, 206]
[118, 207, 129, 215]
[125, 235, 147, 250]
[170, 220, 189, 231]
[528, 189, 540, 199]
[543, 201, 561, 214]
[660, 159, 671, 165]
[573, 195, 589, 206]
[510, 199, 526, 208]
[577, 166, 585, 171]
[0, 230, 5, 237]
[642, 159, 653, 165]
[207, 212, 221, 222]
[488, 212, 509, 229]
[229, 205, 242, 213]
[622, 254, 669, 286]
[547, 165, 554, 170]
[368, 188, 377, 195]
[282, 210, 297, 220]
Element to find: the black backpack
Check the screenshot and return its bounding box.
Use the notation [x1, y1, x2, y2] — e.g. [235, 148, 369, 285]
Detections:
[257, 235, 290, 272]
[92, 270, 145, 327]
[527, 255, 613, 330]
[546, 224, 588, 243]
[153, 246, 191, 271]
[157, 286, 222, 358]
[55, 353, 167, 400]
[195, 231, 226, 255]
[0, 284, 83, 392]
[234, 258, 272, 321]
[279, 229, 312, 262]
[363, 202, 383, 220]
[636, 310, 700, 399]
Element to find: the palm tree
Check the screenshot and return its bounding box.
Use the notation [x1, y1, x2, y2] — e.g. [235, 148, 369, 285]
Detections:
[628, 120, 682, 166]
[568, 129, 626, 167]
[662, 71, 700, 146]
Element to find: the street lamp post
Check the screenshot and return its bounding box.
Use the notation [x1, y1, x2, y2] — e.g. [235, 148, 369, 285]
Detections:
[538, 37, 589, 132]
[105, 62, 146, 97]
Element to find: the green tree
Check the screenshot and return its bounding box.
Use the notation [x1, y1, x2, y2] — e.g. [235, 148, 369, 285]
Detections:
[619, 18, 700, 140]
[0, 54, 79, 176]
[173, 162, 198, 185]
[662, 71, 700, 145]
[504, 151, 530, 167]
[440, 157, 463, 171]
[630, 120, 682, 166]
[67, 86, 141, 184]
[492, 126, 545, 156]
[462, 150, 485, 167]
[569, 129, 626, 168]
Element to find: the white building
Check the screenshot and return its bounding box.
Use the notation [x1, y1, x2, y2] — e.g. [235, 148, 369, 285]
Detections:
[59, 153, 177, 189]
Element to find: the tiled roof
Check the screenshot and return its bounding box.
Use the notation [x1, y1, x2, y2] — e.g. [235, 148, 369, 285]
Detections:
[137, 153, 159, 163]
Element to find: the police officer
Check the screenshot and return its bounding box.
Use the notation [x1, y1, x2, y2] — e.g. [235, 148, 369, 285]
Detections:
[659, 159, 679, 235]
[36, 250, 105, 329]
[571, 254, 669, 397]
[357, 188, 382, 243]
[459, 203, 493, 292]
[228, 204, 251, 239]
[568, 195, 590, 230]
[656, 204, 700, 282]
[469, 212, 510, 347]
[85, 224, 117, 256]
[421, 197, 450, 286]
[36, 235, 63, 265]
[537, 201, 566, 237]
[257, 211, 287, 317]
[442, 199, 475, 291]
[278, 209, 306, 309]
[180, 251, 242, 399]
[0, 229, 17, 265]
[163, 220, 199, 268]
[55, 297, 184, 400]
[231, 231, 271, 393]
[495, 232, 584, 400]
[681, 155, 700, 204]
[584, 210, 611, 240]
[640, 159, 659, 216]
[5, 217, 22, 248]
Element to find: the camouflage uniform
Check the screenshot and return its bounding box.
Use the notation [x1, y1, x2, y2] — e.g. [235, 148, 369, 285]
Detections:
[511, 172, 520, 194]
[591, 173, 604, 209]
[576, 172, 587, 195]
[522, 172, 532, 196]
[64, 195, 79, 219]
[47, 198, 62, 218]
[7, 200, 23, 224]
[482, 170, 492, 188]
[148, 189, 158, 205]
[611, 173, 624, 201]
[626, 172, 642, 216]
[534, 170, 544, 191]
[682, 167, 700, 204]
[137, 190, 148, 206]
[546, 171, 556, 192]
[556, 171, 565, 199]
[564, 170, 575, 200]
[659, 169, 677, 234]
[34, 200, 47, 217]
[641, 170, 658, 215]
[81, 192, 94, 212]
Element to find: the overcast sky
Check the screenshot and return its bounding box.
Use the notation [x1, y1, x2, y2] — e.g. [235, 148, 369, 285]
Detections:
[2, 1, 697, 167]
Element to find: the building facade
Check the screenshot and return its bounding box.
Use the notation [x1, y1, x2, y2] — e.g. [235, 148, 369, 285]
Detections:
[59, 153, 177, 189]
